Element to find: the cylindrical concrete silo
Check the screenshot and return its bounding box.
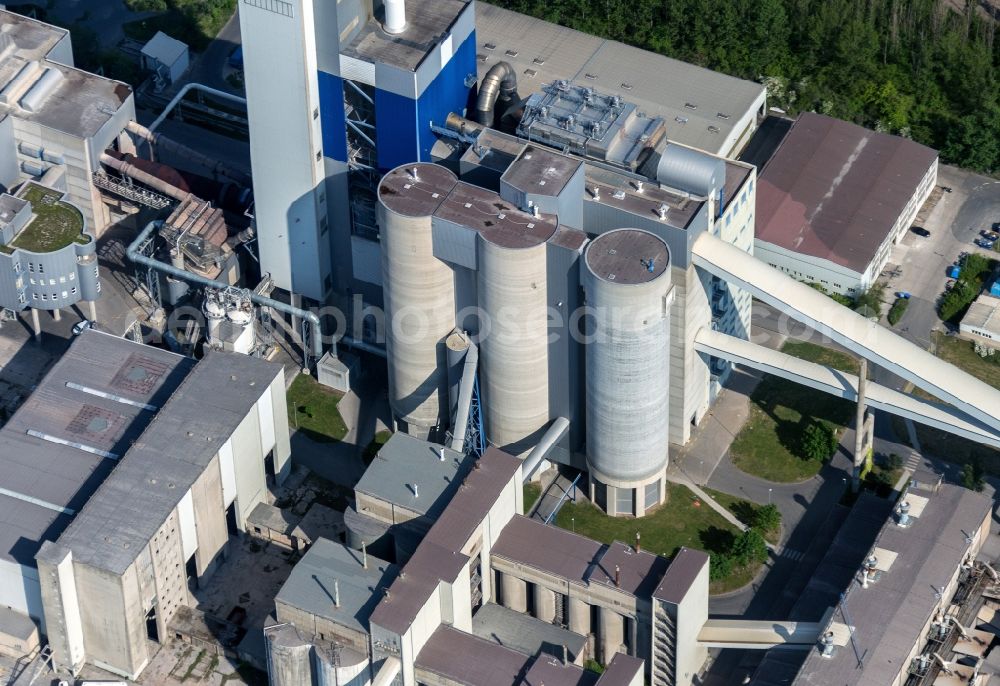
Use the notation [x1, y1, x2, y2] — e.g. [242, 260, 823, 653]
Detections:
[267, 625, 313, 686]
[477, 219, 555, 455]
[377, 163, 459, 439]
[583, 229, 672, 517]
[315, 644, 369, 686]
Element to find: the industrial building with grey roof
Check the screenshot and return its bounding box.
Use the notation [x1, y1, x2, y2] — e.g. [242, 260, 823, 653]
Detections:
[0, 330, 293, 680]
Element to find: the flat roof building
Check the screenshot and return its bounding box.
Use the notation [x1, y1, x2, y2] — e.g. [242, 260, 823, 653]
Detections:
[959, 292, 1000, 351]
[475, 4, 766, 158]
[0, 330, 293, 680]
[751, 480, 993, 686]
[755, 112, 938, 297]
[0, 10, 136, 234]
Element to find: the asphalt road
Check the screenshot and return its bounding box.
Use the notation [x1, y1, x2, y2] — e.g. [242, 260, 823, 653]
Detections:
[186, 9, 243, 94]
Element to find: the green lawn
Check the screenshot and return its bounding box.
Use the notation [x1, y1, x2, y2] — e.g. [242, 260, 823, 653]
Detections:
[703, 488, 780, 544]
[932, 332, 1000, 390]
[730, 341, 855, 482]
[523, 483, 542, 514]
[9, 185, 89, 253]
[780, 340, 859, 373]
[362, 430, 392, 466]
[286, 374, 348, 443]
[553, 483, 760, 594]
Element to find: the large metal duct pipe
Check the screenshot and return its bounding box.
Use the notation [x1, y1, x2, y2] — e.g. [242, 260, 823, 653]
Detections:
[125, 121, 249, 185]
[582, 229, 672, 514]
[100, 153, 190, 202]
[475, 61, 517, 127]
[127, 221, 325, 362]
[377, 163, 459, 438]
[522, 417, 570, 482]
[148, 82, 247, 132]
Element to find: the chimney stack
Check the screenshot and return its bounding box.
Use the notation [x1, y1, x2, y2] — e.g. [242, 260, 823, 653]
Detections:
[334, 579, 340, 607]
[614, 565, 621, 587]
[362, 541, 368, 569]
[635, 532, 641, 553]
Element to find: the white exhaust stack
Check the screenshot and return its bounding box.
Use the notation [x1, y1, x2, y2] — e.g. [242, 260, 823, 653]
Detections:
[384, 0, 406, 34]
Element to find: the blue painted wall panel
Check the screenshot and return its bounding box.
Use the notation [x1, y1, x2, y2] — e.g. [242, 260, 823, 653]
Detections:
[415, 30, 477, 162]
[375, 90, 418, 171]
[318, 70, 348, 163]
[374, 31, 477, 171]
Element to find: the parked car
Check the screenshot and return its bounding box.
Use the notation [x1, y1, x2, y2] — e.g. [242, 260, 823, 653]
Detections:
[911, 227, 931, 237]
[988, 232, 999, 241]
[896, 291, 911, 299]
[228, 46, 244, 70]
[975, 238, 994, 248]
[72, 320, 93, 336]
[946, 280, 955, 290]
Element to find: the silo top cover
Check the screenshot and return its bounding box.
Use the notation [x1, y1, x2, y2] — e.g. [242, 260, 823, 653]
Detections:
[446, 329, 471, 352]
[585, 228, 669, 284]
[435, 182, 558, 250]
[378, 163, 458, 217]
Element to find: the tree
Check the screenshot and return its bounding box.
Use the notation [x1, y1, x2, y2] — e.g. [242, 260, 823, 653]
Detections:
[801, 422, 838, 461]
[732, 529, 769, 566]
[961, 459, 985, 492]
[709, 553, 734, 581]
[752, 504, 782, 533]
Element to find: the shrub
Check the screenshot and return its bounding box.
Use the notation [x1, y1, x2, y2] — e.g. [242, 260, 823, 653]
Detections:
[710, 554, 734, 581]
[732, 529, 769, 566]
[887, 453, 904, 471]
[887, 297, 909, 325]
[801, 422, 838, 461]
[752, 504, 782, 533]
[961, 458, 986, 492]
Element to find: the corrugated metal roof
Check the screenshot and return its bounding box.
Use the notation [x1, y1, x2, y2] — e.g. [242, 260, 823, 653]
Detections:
[475, 4, 765, 156]
[760, 486, 992, 686]
[0, 331, 192, 566]
[756, 112, 938, 274]
[472, 602, 588, 662]
[54, 349, 283, 574]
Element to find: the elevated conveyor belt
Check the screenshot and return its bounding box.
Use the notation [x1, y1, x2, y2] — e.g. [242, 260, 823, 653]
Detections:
[695, 329, 1000, 448]
[697, 619, 822, 649]
[691, 232, 1000, 434]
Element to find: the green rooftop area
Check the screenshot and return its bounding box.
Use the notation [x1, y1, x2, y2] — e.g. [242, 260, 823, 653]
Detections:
[8, 184, 89, 254]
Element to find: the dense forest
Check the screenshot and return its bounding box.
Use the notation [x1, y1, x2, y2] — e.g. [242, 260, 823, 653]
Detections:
[493, 0, 1000, 173]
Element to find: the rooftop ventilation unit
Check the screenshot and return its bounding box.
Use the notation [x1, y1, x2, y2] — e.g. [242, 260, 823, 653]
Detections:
[896, 500, 912, 527]
[19, 67, 64, 113]
[819, 631, 836, 658]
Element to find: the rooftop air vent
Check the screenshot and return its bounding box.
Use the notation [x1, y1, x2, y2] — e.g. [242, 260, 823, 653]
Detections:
[684, 102, 697, 109]
[675, 116, 688, 124]
[621, 82, 633, 90]
[584, 73, 598, 80]
[717, 112, 731, 119]
[708, 125, 720, 133]
[524, 68, 537, 78]
[505, 49, 518, 57]
[533, 57, 545, 65]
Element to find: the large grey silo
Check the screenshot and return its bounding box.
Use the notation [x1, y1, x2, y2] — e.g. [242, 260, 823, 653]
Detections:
[377, 163, 459, 438]
[583, 228, 672, 515]
[477, 211, 556, 455]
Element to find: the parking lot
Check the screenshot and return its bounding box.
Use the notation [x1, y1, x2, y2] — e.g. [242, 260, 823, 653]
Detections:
[877, 164, 1000, 354]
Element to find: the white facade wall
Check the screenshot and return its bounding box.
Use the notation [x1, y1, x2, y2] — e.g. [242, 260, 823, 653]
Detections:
[241, 0, 330, 301]
[755, 159, 937, 297]
[231, 406, 267, 529]
[0, 559, 42, 623]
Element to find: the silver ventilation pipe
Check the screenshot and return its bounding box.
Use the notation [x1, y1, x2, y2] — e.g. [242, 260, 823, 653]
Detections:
[475, 61, 517, 126]
[127, 221, 325, 362]
[522, 417, 570, 482]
